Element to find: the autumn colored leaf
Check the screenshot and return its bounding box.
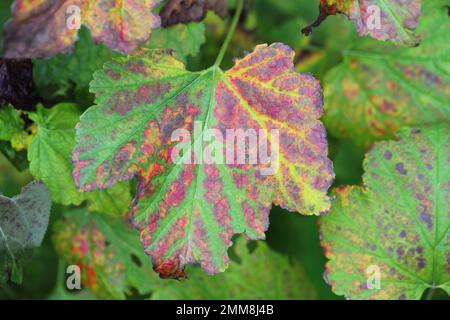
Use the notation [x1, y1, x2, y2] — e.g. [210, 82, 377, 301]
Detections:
[73, 43, 334, 277]
[3, 0, 161, 59]
[28, 103, 131, 215]
[152, 236, 316, 299]
[303, 0, 421, 46]
[0, 181, 51, 283]
[52, 209, 162, 299]
[320, 124, 450, 299]
[323, 2, 450, 147]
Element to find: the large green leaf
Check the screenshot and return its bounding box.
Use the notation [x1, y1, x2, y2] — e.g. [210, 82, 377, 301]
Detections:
[52, 209, 161, 299]
[3, 0, 161, 58]
[323, 2, 450, 147]
[0, 181, 51, 283]
[152, 237, 316, 299]
[73, 44, 334, 277]
[320, 124, 450, 299]
[28, 103, 131, 215]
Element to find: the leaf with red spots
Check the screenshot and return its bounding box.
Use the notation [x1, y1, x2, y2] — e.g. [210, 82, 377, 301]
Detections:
[53, 209, 162, 299]
[320, 124, 450, 299]
[152, 236, 317, 299]
[303, 0, 421, 46]
[0, 181, 51, 283]
[73, 43, 334, 278]
[323, 2, 450, 148]
[3, 0, 161, 59]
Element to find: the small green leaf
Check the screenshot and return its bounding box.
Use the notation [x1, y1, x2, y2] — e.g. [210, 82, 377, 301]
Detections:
[323, 2, 450, 147]
[0, 181, 51, 283]
[320, 124, 450, 299]
[52, 209, 162, 299]
[0, 105, 24, 141]
[152, 237, 317, 299]
[28, 103, 131, 215]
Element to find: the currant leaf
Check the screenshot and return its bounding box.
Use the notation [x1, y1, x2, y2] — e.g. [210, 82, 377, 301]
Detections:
[3, 0, 161, 58]
[304, 0, 421, 46]
[320, 124, 450, 299]
[73, 43, 334, 278]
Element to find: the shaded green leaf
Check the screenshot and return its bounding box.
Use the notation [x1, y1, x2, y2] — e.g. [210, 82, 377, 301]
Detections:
[146, 22, 206, 62]
[33, 27, 121, 106]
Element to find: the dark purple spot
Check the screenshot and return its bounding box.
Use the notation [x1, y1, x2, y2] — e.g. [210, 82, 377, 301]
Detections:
[395, 162, 408, 175]
[399, 230, 406, 238]
[420, 212, 433, 230]
[384, 150, 392, 160]
[417, 257, 426, 269]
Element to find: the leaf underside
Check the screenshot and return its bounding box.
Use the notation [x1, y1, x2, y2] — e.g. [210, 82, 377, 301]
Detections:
[320, 124, 450, 299]
[73, 43, 334, 278]
[0, 181, 51, 283]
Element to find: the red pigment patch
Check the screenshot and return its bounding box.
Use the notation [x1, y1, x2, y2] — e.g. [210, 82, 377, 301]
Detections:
[154, 256, 186, 279]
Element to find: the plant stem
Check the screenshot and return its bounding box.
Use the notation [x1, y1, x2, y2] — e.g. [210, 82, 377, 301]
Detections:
[425, 287, 436, 300]
[214, 0, 244, 68]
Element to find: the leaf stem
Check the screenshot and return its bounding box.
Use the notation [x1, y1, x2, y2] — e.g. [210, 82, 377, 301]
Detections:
[214, 0, 244, 68]
[425, 287, 436, 300]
